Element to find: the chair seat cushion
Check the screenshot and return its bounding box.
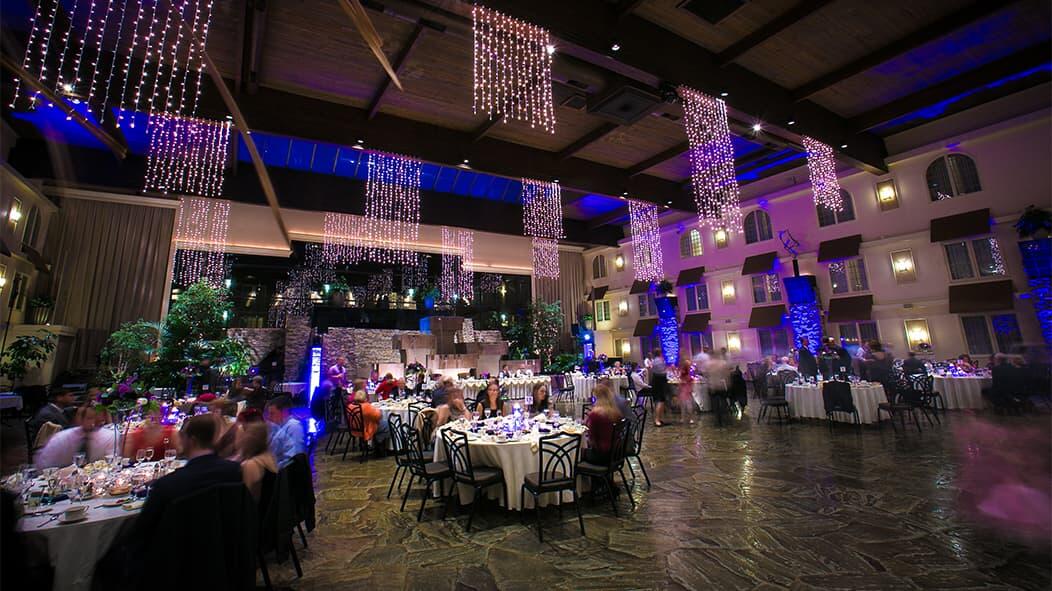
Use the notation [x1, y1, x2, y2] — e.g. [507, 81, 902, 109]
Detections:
[578, 461, 607, 475]
[424, 462, 451, 476]
[524, 471, 573, 490]
[762, 398, 788, 405]
[468, 467, 503, 484]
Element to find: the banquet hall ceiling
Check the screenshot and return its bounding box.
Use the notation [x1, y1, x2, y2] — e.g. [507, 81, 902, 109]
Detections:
[1, 0, 1048, 239]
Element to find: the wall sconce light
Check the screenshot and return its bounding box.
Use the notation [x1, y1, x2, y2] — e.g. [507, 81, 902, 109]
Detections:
[714, 228, 729, 249]
[620, 340, 631, 355]
[614, 253, 625, 270]
[0, 277, 6, 288]
[8, 208, 22, 222]
[721, 279, 736, 304]
[726, 332, 741, 353]
[890, 249, 917, 283]
[904, 319, 931, 352]
[875, 179, 900, 211]
[499, 284, 507, 296]
[617, 299, 628, 316]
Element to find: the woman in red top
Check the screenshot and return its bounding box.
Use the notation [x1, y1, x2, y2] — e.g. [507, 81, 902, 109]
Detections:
[584, 384, 623, 465]
[676, 360, 695, 425]
[374, 374, 398, 400]
[346, 389, 385, 444]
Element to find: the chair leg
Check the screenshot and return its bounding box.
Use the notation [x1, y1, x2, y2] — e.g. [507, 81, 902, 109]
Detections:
[297, 522, 308, 549]
[441, 479, 453, 519]
[572, 489, 585, 536]
[341, 433, 352, 461]
[626, 458, 637, 482]
[398, 467, 408, 492]
[289, 539, 303, 578]
[519, 484, 526, 521]
[466, 487, 480, 532]
[387, 464, 403, 499]
[400, 474, 416, 512]
[618, 468, 635, 510]
[534, 492, 543, 542]
[258, 551, 272, 590]
[417, 481, 430, 521]
[635, 456, 651, 489]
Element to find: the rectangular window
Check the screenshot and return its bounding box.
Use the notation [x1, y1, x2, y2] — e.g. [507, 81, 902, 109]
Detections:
[695, 282, 709, 310]
[961, 315, 993, 355]
[829, 258, 868, 294]
[11, 273, 29, 311]
[757, 327, 790, 357]
[838, 323, 859, 345]
[685, 286, 697, 312]
[944, 241, 974, 280]
[594, 300, 611, 322]
[751, 274, 780, 304]
[858, 321, 879, 343]
[944, 238, 1006, 281]
[990, 313, 1022, 354]
[637, 294, 649, 317]
[689, 333, 701, 355]
[838, 321, 879, 348]
[816, 191, 856, 227]
[972, 238, 1005, 277]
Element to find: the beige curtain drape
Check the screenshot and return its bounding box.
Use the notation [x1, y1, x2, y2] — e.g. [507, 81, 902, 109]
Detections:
[45, 198, 176, 368]
[535, 250, 586, 350]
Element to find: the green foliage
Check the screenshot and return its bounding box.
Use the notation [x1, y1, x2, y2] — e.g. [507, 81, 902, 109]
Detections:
[656, 280, 674, 296]
[98, 320, 162, 383]
[545, 352, 581, 374]
[1015, 205, 1052, 239]
[530, 299, 564, 368]
[0, 330, 56, 383]
[486, 310, 531, 360]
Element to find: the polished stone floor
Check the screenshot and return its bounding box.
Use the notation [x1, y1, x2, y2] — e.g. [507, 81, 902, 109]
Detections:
[267, 407, 1051, 590]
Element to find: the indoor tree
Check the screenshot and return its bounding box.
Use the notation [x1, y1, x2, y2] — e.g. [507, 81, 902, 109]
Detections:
[530, 299, 563, 370]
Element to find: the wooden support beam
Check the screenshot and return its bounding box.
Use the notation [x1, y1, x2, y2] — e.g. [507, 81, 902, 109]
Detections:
[626, 142, 688, 177]
[336, 0, 404, 91]
[716, 0, 834, 66]
[0, 54, 127, 160]
[557, 122, 619, 160]
[470, 114, 504, 142]
[791, 0, 1010, 101]
[367, 24, 425, 119]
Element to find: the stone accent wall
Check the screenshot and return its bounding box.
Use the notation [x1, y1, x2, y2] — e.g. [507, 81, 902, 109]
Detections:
[227, 328, 285, 366]
[284, 316, 313, 382]
[475, 330, 503, 343]
[322, 328, 426, 379]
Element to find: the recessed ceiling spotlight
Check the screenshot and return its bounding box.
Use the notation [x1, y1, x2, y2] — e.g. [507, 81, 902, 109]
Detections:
[666, 200, 672, 205]
[553, 179, 560, 183]
[787, 120, 796, 125]
[751, 123, 762, 133]
[840, 144, 848, 149]
[463, 159, 470, 164]
[720, 91, 728, 97]
[610, 43, 621, 52]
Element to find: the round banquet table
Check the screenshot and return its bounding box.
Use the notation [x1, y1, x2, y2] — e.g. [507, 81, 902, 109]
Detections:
[668, 378, 710, 411]
[0, 392, 23, 411]
[432, 422, 587, 510]
[491, 376, 552, 401]
[571, 375, 629, 401]
[932, 375, 989, 409]
[784, 382, 887, 424]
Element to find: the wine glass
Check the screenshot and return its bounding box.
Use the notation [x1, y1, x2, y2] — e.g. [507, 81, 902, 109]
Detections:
[484, 409, 492, 420]
[144, 448, 154, 462]
[73, 452, 87, 469]
[135, 449, 146, 465]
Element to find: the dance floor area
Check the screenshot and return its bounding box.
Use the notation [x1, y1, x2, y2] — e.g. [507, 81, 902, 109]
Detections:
[268, 410, 1051, 590]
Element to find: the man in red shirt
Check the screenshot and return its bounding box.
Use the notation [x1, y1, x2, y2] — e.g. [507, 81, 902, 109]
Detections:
[374, 373, 398, 400]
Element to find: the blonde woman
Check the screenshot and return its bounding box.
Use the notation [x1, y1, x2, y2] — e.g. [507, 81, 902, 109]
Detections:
[435, 388, 469, 427]
[584, 384, 623, 464]
[236, 421, 277, 500]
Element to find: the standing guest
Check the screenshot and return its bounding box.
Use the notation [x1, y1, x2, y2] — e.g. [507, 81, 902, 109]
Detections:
[34, 403, 119, 468]
[226, 377, 250, 402]
[266, 395, 305, 467]
[529, 383, 550, 415]
[863, 341, 895, 389]
[29, 388, 75, 434]
[236, 421, 277, 501]
[583, 384, 623, 465]
[374, 374, 398, 400]
[430, 377, 454, 408]
[797, 337, 818, 379]
[328, 356, 349, 390]
[347, 389, 389, 446]
[476, 382, 505, 417]
[435, 388, 469, 427]
[902, 352, 927, 376]
[676, 360, 695, 425]
[650, 349, 669, 427]
[693, 346, 711, 369]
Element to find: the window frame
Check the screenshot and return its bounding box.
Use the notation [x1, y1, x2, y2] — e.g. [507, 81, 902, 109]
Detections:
[679, 229, 703, 258]
[837, 321, 879, 348]
[828, 257, 869, 295]
[960, 313, 1022, 356]
[941, 236, 1006, 282]
[750, 273, 781, 304]
[592, 255, 607, 280]
[927, 153, 982, 201]
[594, 299, 611, 323]
[11, 272, 29, 311]
[743, 210, 773, 244]
[756, 327, 791, 357]
[816, 189, 856, 227]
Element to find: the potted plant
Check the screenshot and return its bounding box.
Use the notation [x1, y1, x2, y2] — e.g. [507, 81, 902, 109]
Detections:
[0, 329, 56, 387]
[1014, 205, 1051, 240]
[28, 296, 54, 325]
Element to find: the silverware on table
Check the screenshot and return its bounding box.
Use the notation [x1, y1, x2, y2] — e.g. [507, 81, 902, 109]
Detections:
[36, 514, 61, 528]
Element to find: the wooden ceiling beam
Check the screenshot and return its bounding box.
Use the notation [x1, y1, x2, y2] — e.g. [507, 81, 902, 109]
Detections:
[850, 42, 1052, 132]
[557, 122, 619, 160]
[626, 141, 688, 177]
[470, 114, 504, 142]
[716, 0, 835, 66]
[791, 0, 1011, 101]
[239, 0, 269, 94]
[367, 24, 426, 119]
[470, 0, 888, 174]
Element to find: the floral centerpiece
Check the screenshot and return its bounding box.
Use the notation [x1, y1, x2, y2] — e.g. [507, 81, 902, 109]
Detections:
[96, 376, 160, 416]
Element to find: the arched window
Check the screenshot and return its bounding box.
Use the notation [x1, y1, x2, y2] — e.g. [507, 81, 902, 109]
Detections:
[743, 210, 772, 244]
[816, 189, 856, 227]
[679, 228, 703, 258]
[592, 254, 607, 279]
[927, 154, 981, 201]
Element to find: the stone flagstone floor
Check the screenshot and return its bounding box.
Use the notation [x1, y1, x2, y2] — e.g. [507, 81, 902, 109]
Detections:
[265, 409, 1051, 590]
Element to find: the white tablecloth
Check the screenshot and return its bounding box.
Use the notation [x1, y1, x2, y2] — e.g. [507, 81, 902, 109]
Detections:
[433, 423, 586, 510]
[932, 376, 989, 409]
[493, 377, 552, 401]
[0, 393, 23, 411]
[571, 375, 629, 400]
[785, 382, 887, 424]
[19, 498, 140, 591]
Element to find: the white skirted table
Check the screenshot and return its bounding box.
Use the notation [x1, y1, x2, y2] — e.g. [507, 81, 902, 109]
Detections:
[432, 421, 588, 510]
[932, 375, 989, 409]
[784, 382, 887, 424]
[0, 392, 23, 411]
[571, 375, 629, 401]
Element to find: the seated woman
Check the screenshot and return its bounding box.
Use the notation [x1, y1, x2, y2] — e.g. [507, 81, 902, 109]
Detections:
[226, 377, 249, 401]
[957, 353, 977, 373]
[216, 407, 264, 459]
[475, 382, 505, 417]
[529, 383, 550, 415]
[236, 421, 278, 501]
[434, 388, 469, 427]
[346, 390, 388, 445]
[583, 384, 623, 465]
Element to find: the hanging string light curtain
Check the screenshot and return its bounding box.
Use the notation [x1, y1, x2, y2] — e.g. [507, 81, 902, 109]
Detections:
[472, 4, 556, 134]
[521, 178, 564, 278]
[802, 136, 844, 213]
[172, 196, 229, 287]
[321, 212, 356, 268]
[628, 199, 663, 282]
[144, 113, 230, 196]
[11, 0, 216, 127]
[348, 152, 423, 265]
[679, 86, 743, 234]
[441, 227, 474, 302]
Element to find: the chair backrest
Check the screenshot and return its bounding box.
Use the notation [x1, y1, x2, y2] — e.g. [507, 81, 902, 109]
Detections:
[536, 433, 581, 484]
[604, 419, 630, 471]
[413, 407, 437, 441]
[441, 429, 475, 481]
[630, 405, 647, 453]
[399, 424, 429, 476]
[259, 467, 297, 559]
[145, 483, 257, 591]
[325, 392, 345, 426]
[346, 403, 365, 437]
[408, 400, 428, 424]
[580, 403, 593, 421]
[286, 453, 316, 532]
[33, 421, 62, 451]
[907, 374, 933, 396]
[561, 374, 575, 392]
[388, 413, 405, 453]
[821, 381, 855, 414]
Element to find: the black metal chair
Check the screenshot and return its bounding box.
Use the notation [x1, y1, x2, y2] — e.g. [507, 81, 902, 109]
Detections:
[386, 413, 411, 499]
[821, 380, 860, 430]
[580, 402, 593, 421]
[441, 429, 508, 532]
[555, 374, 576, 405]
[286, 453, 316, 550]
[578, 419, 635, 515]
[324, 392, 348, 455]
[398, 424, 454, 522]
[908, 374, 943, 422]
[625, 405, 651, 489]
[520, 432, 584, 542]
[408, 401, 434, 446]
[341, 403, 368, 462]
[258, 468, 302, 588]
[878, 379, 923, 433]
[758, 371, 792, 424]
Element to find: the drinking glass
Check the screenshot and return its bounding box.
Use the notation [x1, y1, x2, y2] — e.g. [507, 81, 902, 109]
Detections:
[73, 452, 87, 469]
[135, 449, 146, 465]
[164, 448, 177, 462]
[144, 448, 154, 462]
[484, 409, 492, 420]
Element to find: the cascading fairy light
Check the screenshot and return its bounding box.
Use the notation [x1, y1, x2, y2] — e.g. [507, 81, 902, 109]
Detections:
[173, 196, 230, 287]
[472, 4, 556, 134]
[802, 136, 844, 213]
[144, 114, 230, 197]
[31, 0, 61, 101]
[347, 152, 423, 266]
[9, 0, 46, 107]
[679, 86, 743, 234]
[321, 212, 355, 268]
[441, 227, 475, 302]
[86, 0, 117, 109]
[628, 199, 663, 282]
[97, 0, 130, 124]
[521, 178, 564, 278]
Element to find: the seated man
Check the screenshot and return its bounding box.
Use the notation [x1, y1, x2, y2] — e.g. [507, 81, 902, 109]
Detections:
[901, 352, 927, 376]
[266, 395, 305, 467]
[35, 403, 118, 468]
[429, 377, 454, 408]
[29, 388, 75, 434]
[630, 365, 651, 403]
[771, 356, 798, 374]
[374, 374, 398, 400]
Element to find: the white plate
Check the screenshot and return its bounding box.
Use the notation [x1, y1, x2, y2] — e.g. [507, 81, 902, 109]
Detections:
[58, 513, 89, 524]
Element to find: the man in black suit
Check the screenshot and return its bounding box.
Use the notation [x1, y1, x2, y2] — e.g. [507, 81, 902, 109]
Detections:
[133, 415, 242, 545]
[797, 337, 819, 379]
[28, 388, 74, 435]
[902, 352, 927, 376]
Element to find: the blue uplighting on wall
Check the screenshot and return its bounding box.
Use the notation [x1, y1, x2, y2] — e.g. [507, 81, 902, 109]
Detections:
[1019, 238, 1052, 346]
[784, 276, 821, 353]
[308, 346, 323, 405]
[654, 294, 680, 366]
